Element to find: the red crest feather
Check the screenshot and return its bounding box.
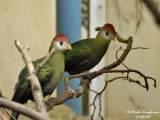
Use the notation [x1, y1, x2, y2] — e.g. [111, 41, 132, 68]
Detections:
[102, 24, 116, 35]
[49, 34, 70, 52]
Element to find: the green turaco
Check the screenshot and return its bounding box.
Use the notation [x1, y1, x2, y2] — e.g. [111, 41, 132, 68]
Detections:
[65, 23, 116, 75]
[11, 34, 72, 120]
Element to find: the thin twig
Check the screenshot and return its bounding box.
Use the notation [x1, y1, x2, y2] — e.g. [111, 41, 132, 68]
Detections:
[131, 47, 148, 50]
[3, 107, 16, 120]
[36, 48, 55, 73]
[116, 47, 130, 70]
[89, 76, 145, 120]
[89, 76, 147, 119]
[116, 46, 149, 70]
[0, 107, 8, 120]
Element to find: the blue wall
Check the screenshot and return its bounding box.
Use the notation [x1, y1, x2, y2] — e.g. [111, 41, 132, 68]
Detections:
[56, 0, 82, 115]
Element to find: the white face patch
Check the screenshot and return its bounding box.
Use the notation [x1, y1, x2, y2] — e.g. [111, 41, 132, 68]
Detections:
[100, 30, 114, 40]
[54, 41, 70, 52]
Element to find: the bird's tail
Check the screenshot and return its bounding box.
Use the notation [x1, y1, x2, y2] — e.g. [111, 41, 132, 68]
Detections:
[10, 94, 26, 120]
[10, 111, 19, 120]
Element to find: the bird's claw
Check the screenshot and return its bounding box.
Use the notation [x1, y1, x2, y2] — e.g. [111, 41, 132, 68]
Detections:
[82, 76, 92, 81]
[80, 76, 91, 86]
[45, 101, 53, 110]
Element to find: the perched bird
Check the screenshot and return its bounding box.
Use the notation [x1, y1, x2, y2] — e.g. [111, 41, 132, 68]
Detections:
[11, 34, 72, 120]
[65, 23, 116, 75]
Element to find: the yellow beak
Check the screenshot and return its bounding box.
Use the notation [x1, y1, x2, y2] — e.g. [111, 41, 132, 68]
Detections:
[67, 45, 72, 50]
[112, 37, 116, 41]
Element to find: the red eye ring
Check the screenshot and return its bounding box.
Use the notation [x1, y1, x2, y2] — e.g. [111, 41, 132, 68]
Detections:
[60, 41, 63, 45]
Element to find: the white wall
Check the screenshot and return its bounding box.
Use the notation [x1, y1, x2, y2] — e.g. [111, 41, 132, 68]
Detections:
[105, 0, 160, 119]
[0, 0, 56, 99]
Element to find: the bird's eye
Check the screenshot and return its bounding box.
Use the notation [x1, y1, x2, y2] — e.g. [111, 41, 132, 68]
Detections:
[60, 41, 63, 45]
[106, 32, 109, 36]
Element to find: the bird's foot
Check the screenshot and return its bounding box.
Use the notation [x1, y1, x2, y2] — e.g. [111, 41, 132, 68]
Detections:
[80, 71, 92, 81]
[80, 76, 92, 86]
[45, 101, 53, 110]
[82, 76, 92, 81]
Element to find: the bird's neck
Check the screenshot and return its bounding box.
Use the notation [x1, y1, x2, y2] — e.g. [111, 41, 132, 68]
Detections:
[94, 36, 111, 48]
[47, 51, 65, 68]
[90, 37, 111, 57]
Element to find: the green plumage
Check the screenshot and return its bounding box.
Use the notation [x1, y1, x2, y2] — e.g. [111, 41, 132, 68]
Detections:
[11, 51, 65, 119]
[65, 37, 111, 75]
[65, 23, 116, 75]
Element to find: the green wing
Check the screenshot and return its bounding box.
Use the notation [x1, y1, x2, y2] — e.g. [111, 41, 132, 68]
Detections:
[17, 57, 54, 89]
[33, 58, 54, 83]
[65, 39, 93, 73]
[13, 57, 54, 101]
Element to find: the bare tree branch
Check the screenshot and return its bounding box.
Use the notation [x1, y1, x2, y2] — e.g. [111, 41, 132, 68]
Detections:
[46, 31, 156, 113]
[0, 97, 46, 120]
[0, 29, 156, 120]
[97, 69, 156, 88]
[89, 76, 147, 119]
[0, 41, 55, 120]
[15, 40, 49, 120]
[116, 47, 130, 70]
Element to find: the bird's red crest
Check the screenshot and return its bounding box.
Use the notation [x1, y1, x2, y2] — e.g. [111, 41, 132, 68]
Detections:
[102, 24, 116, 35]
[49, 34, 70, 52]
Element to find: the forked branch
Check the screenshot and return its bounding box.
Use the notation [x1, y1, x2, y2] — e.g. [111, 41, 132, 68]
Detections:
[0, 30, 157, 120]
[46, 31, 156, 113]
